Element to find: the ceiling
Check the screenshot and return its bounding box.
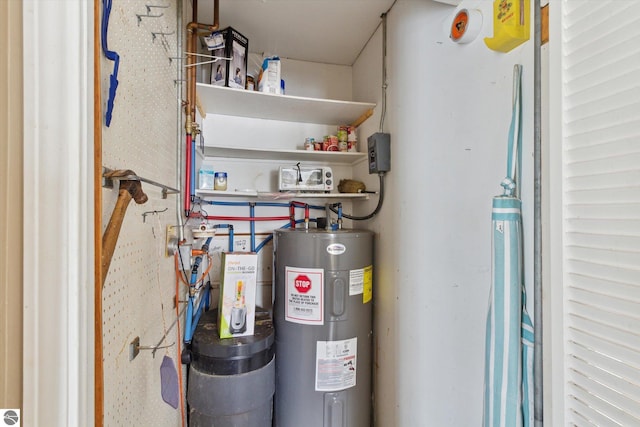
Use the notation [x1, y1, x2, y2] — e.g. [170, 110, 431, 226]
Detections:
[196, 0, 398, 66]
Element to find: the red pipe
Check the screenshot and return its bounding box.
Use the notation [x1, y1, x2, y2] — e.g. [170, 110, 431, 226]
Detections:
[289, 203, 296, 228]
[204, 215, 290, 222]
[288, 201, 310, 229]
[184, 133, 192, 215]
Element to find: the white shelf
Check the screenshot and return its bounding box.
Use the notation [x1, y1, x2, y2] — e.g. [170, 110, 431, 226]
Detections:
[195, 189, 370, 200]
[195, 189, 258, 197]
[196, 83, 376, 125]
[198, 145, 367, 165]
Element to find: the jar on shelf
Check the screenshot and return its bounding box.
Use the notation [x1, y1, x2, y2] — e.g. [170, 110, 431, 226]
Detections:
[246, 74, 256, 91]
[214, 172, 228, 191]
[347, 126, 358, 152]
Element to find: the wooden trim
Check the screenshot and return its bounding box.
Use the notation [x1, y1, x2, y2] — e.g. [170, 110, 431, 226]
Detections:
[94, 0, 104, 425]
[0, 0, 23, 409]
[541, 4, 549, 45]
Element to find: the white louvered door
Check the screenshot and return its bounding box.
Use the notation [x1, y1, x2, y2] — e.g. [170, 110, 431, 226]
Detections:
[555, 1, 640, 425]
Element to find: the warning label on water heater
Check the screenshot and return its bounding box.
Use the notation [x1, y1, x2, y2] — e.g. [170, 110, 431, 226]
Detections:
[349, 265, 373, 303]
[315, 337, 358, 391]
[285, 266, 324, 325]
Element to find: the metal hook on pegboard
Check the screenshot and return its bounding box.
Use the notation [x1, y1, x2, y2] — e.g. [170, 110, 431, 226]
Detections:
[136, 10, 164, 26]
[151, 30, 175, 43]
[142, 208, 168, 223]
[129, 336, 176, 360]
[146, 4, 169, 14]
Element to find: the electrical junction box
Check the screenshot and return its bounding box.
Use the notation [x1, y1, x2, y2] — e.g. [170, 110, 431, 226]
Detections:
[367, 132, 391, 174]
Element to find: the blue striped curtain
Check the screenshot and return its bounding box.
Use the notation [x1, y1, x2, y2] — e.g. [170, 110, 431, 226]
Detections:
[483, 65, 534, 427]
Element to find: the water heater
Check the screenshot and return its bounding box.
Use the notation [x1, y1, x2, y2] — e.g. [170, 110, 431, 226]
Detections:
[273, 228, 374, 427]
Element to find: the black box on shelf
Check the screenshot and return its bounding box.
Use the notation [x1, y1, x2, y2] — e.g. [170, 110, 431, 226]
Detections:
[209, 27, 248, 90]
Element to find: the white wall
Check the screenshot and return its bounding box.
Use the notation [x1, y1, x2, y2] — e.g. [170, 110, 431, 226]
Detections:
[22, 1, 94, 425]
[353, 0, 535, 425]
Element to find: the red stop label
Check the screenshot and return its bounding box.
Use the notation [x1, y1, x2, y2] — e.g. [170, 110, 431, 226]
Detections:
[294, 274, 312, 293]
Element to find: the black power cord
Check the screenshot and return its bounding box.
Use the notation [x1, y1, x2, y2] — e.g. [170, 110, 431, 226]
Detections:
[330, 172, 385, 221]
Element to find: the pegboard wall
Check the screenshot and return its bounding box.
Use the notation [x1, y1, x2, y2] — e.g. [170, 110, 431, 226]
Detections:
[100, 0, 183, 425]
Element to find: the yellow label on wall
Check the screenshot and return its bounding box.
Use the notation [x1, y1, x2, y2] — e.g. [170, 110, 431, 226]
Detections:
[363, 265, 373, 304]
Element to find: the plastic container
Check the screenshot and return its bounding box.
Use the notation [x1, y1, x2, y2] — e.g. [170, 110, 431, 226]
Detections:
[214, 172, 228, 191]
[187, 308, 275, 427]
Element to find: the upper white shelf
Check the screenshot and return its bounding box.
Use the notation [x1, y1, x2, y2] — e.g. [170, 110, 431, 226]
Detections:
[198, 145, 367, 165]
[196, 83, 376, 125]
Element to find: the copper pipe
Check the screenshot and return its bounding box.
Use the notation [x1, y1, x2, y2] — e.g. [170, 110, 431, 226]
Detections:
[185, 0, 219, 128]
[94, 0, 104, 425]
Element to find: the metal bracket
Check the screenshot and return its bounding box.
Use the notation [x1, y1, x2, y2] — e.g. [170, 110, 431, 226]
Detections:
[129, 337, 141, 361]
[102, 166, 114, 189]
[129, 336, 175, 360]
[102, 168, 180, 199]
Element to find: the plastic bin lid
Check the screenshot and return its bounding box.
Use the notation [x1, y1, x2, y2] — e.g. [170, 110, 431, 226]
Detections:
[191, 309, 274, 359]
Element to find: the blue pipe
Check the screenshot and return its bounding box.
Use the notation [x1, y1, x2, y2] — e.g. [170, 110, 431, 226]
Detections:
[213, 224, 234, 252]
[184, 237, 213, 343]
[184, 298, 195, 343]
[250, 203, 256, 252]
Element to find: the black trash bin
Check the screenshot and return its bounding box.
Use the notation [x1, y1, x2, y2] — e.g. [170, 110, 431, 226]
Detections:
[187, 308, 275, 427]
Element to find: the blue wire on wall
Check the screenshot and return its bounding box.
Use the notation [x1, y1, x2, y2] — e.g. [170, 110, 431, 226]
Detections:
[101, 0, 120, 127]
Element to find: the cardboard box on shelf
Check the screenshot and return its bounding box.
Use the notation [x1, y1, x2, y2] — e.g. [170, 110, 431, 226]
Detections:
[208, 27, 248, 90]
[258, 56, 281, 94]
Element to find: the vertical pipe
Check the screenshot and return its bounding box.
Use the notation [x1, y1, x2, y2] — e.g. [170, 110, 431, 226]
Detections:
[176, 0, 185, 240]
[304, 204, 310, 230]
[533, 0, 544, 425]
[250, 203, 256, 251]
[325, 204, 331, 230]
[190, 134, 196, 197]
[184, 133, 192, 215]
[184, 0, 218, 217]
[289, 203, 296, 229]
[93, 0, 104, 425]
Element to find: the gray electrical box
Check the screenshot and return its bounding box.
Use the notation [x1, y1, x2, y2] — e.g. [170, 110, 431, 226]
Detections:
[367, 132, 391, 174]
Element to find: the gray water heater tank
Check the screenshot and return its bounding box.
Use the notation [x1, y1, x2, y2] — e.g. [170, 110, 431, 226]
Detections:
[273, 228, 374, 427]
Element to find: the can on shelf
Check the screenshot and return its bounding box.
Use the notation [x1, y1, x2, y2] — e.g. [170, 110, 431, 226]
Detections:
[304, 137, 315, 151]
[347, 126, 358, 152]
[324, 135, 339, 151]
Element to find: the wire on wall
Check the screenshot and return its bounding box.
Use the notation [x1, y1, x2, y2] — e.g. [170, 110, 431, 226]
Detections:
[332, 9, 391, 222]
[379, 11, 388, 133]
